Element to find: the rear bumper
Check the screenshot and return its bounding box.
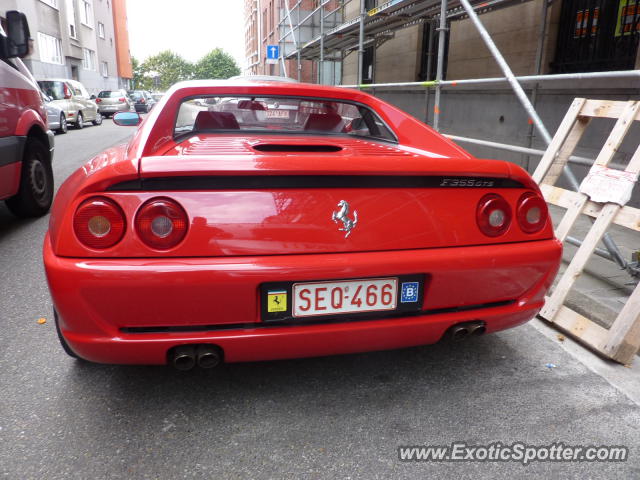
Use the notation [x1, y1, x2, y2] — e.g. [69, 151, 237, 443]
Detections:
[44, 236, 562, 364]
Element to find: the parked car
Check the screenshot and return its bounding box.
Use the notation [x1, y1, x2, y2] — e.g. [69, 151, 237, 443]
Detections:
[127, 90, 155, 113]
[44, 80, 562, 369]
[0, 11, 55, 218]
[95, 89, 131, 117]
[43, 95, 68, 134]
[37, 78, 102, 128]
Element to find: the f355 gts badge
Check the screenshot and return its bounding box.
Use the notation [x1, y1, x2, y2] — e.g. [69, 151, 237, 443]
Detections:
[332, 200, 358, 238]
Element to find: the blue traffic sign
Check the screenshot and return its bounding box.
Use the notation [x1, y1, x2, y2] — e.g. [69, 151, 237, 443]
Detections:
[266, 45, 279, 60]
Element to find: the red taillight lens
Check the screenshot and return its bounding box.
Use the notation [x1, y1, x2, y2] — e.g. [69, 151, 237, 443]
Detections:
[119, 97, 126, 102]
[73, 197, 126, 249]
[95, 98, 102, 103]
[140, 98, 146, 104]
[517, 191, 548, 234]
[135, 198, 188, 249]
[476, 193, 512, 237]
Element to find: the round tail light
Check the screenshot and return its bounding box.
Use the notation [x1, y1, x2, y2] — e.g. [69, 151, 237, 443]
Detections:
[517, 191, 548, 233]
[476, 193, 512, 237]
[95, 98, 102, 103]
[135, 198, 188, 249]
[73, 197, 126, 249]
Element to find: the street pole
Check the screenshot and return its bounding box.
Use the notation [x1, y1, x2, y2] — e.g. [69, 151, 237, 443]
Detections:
[433, 0, 448, 131]
[357, 0, 365, 87]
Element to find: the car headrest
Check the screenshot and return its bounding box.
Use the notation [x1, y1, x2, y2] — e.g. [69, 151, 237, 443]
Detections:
[303, 112, 343, 132]
[194, 111, 240, 130]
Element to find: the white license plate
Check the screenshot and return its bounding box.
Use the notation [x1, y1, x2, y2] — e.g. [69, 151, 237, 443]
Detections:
[266, 109, 290, 119]
[293, 278, 398, 318]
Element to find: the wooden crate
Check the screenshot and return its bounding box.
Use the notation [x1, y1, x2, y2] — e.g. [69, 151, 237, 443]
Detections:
[533, 98, 640, 365]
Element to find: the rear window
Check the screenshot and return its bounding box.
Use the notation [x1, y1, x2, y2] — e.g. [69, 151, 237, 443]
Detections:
[38, 81, 65, 100]
[98, 91, 122, 98]
[129, 91, 144, 100]
[174, 96, 397, 142]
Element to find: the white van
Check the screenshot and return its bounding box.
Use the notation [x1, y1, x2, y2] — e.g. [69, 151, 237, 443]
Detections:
[0, 11, 55, 217]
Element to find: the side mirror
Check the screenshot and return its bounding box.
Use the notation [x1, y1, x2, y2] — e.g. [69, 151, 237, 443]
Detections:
[113, 112, 142, 126]
[5, 11, 30, 58]
[90, 94, 96, 100]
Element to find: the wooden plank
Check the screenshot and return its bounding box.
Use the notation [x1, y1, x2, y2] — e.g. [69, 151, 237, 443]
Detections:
[601, 281, 640, 364]
[546, 301, 610, 351]
[532, 98, 586, 184]
[593, 101, 640, 167]
[540, 184, 640, 232]
[541, 203, 619, 321]
[542, 115, 591, 187]
[580, 99, 640, 120]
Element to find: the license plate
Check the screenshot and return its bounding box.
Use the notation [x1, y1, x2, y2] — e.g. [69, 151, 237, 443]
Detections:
[292, 278, 398, 318]
[266, 109, 290, 119]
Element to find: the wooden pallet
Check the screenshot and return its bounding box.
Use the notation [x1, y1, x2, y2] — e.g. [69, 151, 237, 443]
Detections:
[533, 98, 640, 365]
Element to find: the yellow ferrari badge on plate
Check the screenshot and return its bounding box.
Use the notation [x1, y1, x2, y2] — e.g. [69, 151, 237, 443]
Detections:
[267, 290, 287, 312]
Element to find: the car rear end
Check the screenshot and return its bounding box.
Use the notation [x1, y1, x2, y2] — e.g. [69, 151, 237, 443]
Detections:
[96, 90, 130, 116]
[44, 85, 561, 367]
[129, 90, 151, 112]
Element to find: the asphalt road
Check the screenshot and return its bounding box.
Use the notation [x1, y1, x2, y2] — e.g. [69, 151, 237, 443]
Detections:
[1, 121, 639, 479]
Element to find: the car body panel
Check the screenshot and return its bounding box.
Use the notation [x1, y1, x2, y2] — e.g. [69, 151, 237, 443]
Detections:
[44, 101, 63, 130]
[44, 80, 561, 365]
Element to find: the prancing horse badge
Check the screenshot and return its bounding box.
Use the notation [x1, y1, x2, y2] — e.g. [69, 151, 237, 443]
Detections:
[332, 200, 358, 238]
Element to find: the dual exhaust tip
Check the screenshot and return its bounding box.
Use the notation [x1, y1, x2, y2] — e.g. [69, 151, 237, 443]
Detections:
[170, 344, 222, 370]
[447, 321, 487, 342]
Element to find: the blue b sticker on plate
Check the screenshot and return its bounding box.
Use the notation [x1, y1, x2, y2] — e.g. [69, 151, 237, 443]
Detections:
[401, 282, 419, 303]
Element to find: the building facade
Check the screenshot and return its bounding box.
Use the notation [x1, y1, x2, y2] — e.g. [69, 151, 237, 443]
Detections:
[0, 0, 132, 93]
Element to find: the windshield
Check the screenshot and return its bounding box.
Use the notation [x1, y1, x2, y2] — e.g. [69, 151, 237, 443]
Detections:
[174, 96, 396, 142]
[38, 81, 65, 101]
[98, 91, 122, 98]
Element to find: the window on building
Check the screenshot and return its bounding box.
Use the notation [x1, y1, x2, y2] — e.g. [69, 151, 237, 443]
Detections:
[101, 61, 108, 77]
[65, 0, 77, 38]
[365, 0, 376, 10]
[362, 46, 375, 84]
[262, 8, 268, 40]
[82, 48, 96, 70]
[37, 32, 63, 64]
[552, 0, 640, 73]
[39, 0, 58, 8]
[80, 0, 93, 27]
[98, 21, 105, 38]
[418, 21, 449, 81]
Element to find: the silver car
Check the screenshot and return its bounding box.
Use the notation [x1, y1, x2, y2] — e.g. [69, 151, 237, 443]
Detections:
[43, 97, 67, 134]
[96, 89, 131, 117]
[37, 78, 102, 129]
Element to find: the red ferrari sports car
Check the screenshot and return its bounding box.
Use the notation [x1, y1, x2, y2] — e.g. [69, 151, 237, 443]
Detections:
[43, 79, 562, 369]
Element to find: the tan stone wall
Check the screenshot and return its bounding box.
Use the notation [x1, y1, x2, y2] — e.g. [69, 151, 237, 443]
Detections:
[374, 26, 421, 83]
[447, 0, 559, 79]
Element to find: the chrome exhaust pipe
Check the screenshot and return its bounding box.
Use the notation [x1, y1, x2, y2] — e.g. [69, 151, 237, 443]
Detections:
[469, 324, 487, 336]
[171, 345, 196, 371]
[196, 345, 222, 369]
[450, 326, 469, 342]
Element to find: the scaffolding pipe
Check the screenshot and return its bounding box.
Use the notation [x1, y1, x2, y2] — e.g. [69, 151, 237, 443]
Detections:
[433, 0, 448, 131]
[357, 0, 365, 86]
[342, 70, 640, 89]
[320, 1, 325, 84]
[424, 19, 435, 123]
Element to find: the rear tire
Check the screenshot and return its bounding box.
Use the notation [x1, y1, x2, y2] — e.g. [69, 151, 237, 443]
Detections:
[57, 113, 67, 134]
[75, 112, 84, 129]
[5, 139, 53, 218]
[92, 113, 103, 126]
[54, 310, 80, 359]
